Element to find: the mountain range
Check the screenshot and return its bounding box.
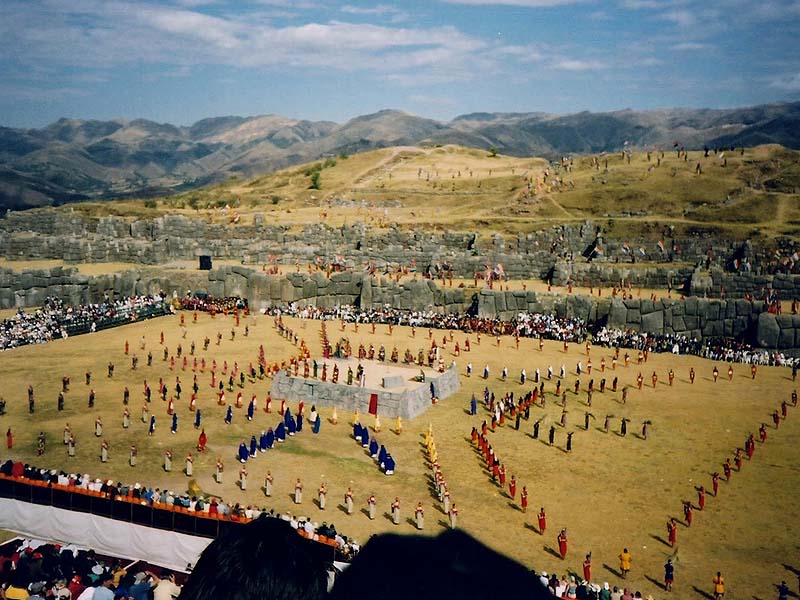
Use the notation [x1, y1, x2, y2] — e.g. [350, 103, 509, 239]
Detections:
[1, 101, 799, 210]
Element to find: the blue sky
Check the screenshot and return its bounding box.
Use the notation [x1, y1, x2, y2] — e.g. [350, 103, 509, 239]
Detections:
[1, 0, 799, 128]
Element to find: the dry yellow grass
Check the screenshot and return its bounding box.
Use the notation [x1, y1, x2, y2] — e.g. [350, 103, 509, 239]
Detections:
[85, 143, 798, 244]
[1, 310, 797, 597]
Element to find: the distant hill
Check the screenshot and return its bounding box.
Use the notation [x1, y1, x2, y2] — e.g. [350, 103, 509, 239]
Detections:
[1, 102, 799, 210]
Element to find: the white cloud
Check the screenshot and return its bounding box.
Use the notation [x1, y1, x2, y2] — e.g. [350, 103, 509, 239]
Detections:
[441, 0, 590, 6]
[769, 72, 800, 91]
[672, 41, 709, 51]
[340, 4, 401, 16]
[617, 0, 661, 9]
[0, 0, 485, 75]
[2, 84, 89, 101]
[659, 9, 695, 28]
[551, 58, 605, 71]
[409, 94, 458, 106]
[494, 44, 543, 63]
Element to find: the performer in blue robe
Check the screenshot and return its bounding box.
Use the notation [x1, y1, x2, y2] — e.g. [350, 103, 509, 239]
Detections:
[247, 399, 255, 421]
[148, 415, 156, 435]
[275, 422, 286, 442]
[361, 426, 370, 448]
[249, 435, 257, 457]
[259, 430, 267, 452]
[266, 427, 275, 448]
[225, 405, 233, 425]
[369, 437, 379, 458]
[238, 441, 248, 463]
[353, 422, 362, 443]
[470, 394, 477, 416]
[284, 407, 292, 427]
[383, 453, 396, 475]
[171, 413, 178, 434]
[378, 445, 388, 465]
[194, 409, 202, 429]
[312, 413, 321, 434]
[297, 413, 303, 432]
[287, 414, 297, 435]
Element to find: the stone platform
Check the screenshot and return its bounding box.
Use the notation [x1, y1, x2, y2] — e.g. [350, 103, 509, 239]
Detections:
[269, 358, 460, 419]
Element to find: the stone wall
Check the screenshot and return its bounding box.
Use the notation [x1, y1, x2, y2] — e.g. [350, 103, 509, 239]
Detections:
[3, 264, 798, 354]
[0, 267, 206, 309]
[5, 209, 796, 298]
[269, 361, 460, 419]
[691, 268, 800, 299]
[207, 267, 473, 314]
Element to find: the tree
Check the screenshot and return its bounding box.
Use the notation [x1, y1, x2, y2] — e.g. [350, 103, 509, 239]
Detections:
[309, 170, 321, 190]
[489, 146, 498, 157]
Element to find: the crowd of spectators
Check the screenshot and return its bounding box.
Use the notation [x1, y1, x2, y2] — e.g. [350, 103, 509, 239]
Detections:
[592, 327, 796, 367]
[533, 571, 652, 600]
[177, 296, 246, 314]
[0, 460, 360, 563]
[267, 302, 796, 368]
[0, 296, 171, 352]
[0, 537, 182, 600]
[264, 304, 589, 343]
[0, 288, 793, 368]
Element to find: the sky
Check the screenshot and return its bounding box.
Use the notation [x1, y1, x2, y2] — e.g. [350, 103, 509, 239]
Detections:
[1, 0, 799, 128]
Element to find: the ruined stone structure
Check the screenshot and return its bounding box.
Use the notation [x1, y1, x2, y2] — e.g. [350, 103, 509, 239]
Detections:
[269, 359, 461, 419]
[2, 209, 796, 298]
[1, 207, 798, 353]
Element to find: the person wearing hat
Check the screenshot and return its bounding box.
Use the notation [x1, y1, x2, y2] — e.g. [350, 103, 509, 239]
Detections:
[599, 582, 611, 600]
[538, 571, 548, 589]
[127, 571, 160, 600]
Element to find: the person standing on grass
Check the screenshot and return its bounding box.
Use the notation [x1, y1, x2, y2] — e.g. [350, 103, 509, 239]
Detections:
[618, 548, 632, 579]
[557, 529, 568, 559]
[712, 571, 725, 599]
[664, 559, 674, 592]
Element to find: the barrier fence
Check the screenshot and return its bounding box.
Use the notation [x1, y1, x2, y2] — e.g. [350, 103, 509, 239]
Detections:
[0, 474, 342, 561]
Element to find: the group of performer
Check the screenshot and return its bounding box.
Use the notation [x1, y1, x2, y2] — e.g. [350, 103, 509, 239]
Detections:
[5, 298, 798, 599]
[668, 388, 796, 550]
[425, 425, 459, 529]
[353, 417, 395, 475]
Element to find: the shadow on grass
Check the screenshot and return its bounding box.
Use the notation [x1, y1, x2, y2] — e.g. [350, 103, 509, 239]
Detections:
[691, 586, 713, 599]
[543, 545, 562, 560]
[644, 575, 666, 591]
[602, 563, 622, 578]
[650, 533, 671, 547]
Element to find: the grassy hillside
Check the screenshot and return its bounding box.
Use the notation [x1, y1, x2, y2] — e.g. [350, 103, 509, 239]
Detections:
[69, 143, 800, 242]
